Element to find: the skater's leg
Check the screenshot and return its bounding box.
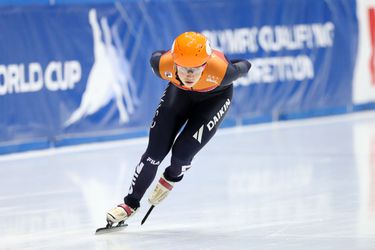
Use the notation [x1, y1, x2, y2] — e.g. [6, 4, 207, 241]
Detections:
[107, 85, 191, 223]
[124, 85, 191, 208]
[148, 87, 233, 206]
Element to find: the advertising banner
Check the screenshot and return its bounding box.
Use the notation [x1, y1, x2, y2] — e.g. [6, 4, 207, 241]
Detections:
[0, 0, 359, 153]
[200, 0, 357, 121]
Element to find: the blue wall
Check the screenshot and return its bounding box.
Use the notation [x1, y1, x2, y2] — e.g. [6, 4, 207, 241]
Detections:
[0, 0, 116, 5]
[0, 0, 361, 154]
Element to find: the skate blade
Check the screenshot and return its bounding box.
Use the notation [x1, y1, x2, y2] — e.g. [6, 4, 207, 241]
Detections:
[95, 223, 128, 235]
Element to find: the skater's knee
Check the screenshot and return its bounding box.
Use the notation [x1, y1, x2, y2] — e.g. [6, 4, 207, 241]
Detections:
[171, 154, 192, 167]
[171, 141, 195, 163]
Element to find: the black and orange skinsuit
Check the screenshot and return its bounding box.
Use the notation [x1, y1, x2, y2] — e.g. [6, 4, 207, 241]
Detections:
[124, 49, 251, 209]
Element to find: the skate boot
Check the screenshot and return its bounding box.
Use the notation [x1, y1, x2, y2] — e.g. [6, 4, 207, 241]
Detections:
[148, 174, 176, 205]
[106, 203, 137, 225]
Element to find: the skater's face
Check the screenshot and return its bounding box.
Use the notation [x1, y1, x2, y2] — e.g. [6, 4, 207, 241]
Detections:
[176, 63, 206, 87]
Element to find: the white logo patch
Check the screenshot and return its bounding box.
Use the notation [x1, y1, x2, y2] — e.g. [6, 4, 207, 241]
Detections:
[193, 125, 204, 143]
[177, 165, 192, 177]
[206, 98, 231, 131]
[129, 162, 144, 194]
[206, 74, 219, 84]
[165, 71, 173, 78]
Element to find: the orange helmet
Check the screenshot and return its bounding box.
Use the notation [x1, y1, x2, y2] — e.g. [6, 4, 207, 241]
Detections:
[171, 31, 212, 67]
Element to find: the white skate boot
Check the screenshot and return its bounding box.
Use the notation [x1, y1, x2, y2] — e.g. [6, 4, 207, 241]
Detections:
[148, 174, 175, 205]
[106, 204, 137, 225]
[95, 204, 137, 234]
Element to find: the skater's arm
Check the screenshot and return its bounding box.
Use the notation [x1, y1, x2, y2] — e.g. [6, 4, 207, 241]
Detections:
[221, 59, 251, 86]
[150, 50, 167, 78]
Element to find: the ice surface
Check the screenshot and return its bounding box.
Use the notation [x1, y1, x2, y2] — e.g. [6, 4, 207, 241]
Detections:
[1, 111, 375, 250]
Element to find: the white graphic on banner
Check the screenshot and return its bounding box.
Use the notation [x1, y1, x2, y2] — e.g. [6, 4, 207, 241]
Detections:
[353, 0, 375, 104]
[65, 9, 138, 126]
[202, 22, 334, 86]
